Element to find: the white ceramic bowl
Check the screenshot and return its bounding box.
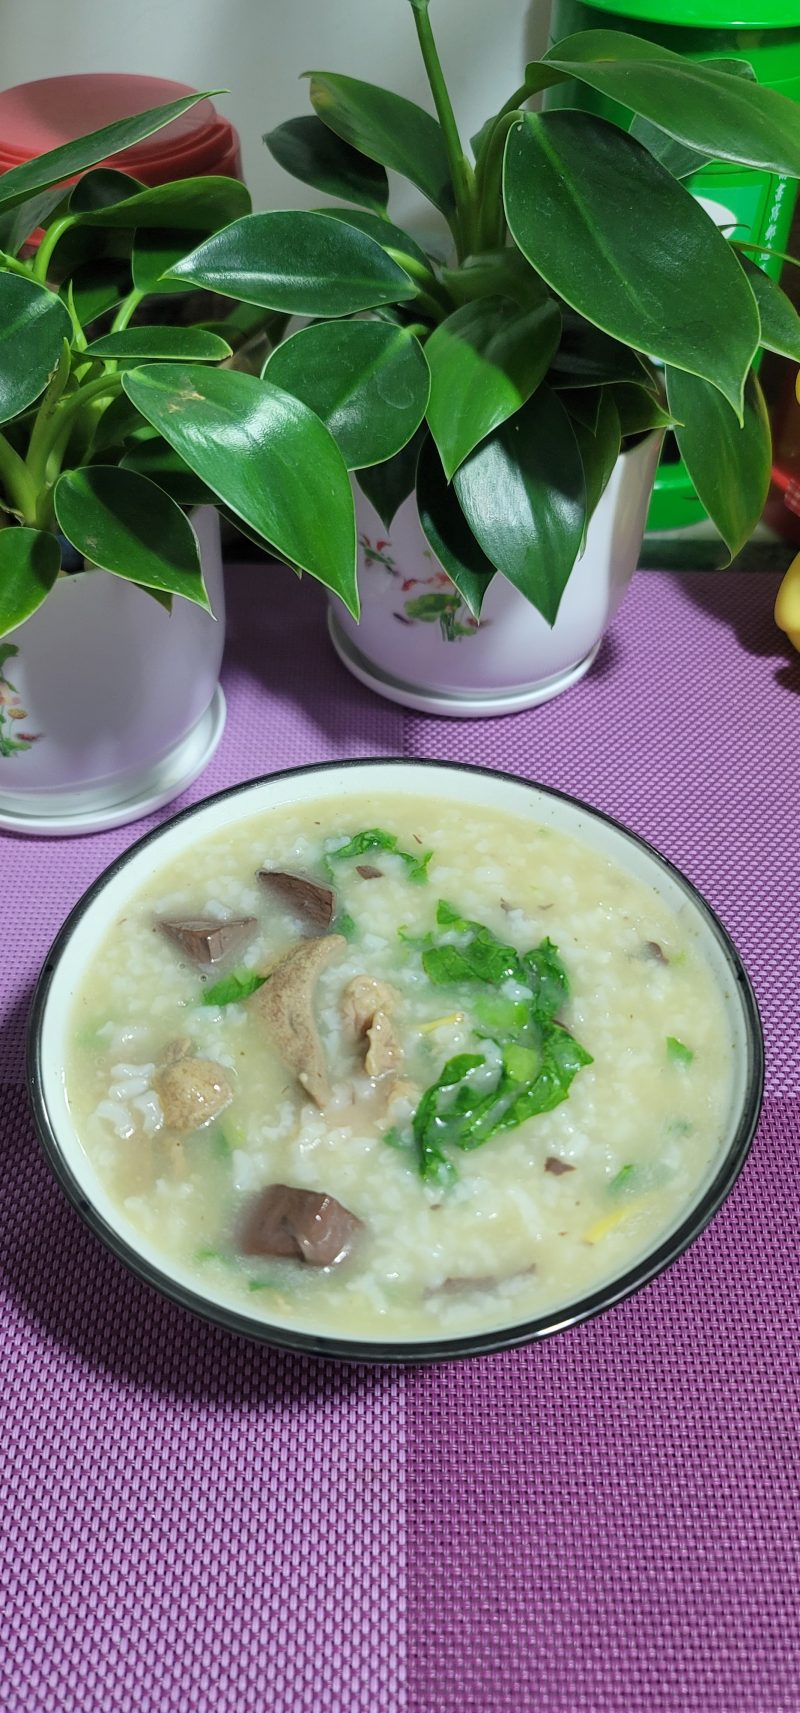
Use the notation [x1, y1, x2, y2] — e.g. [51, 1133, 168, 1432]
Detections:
[28, 761, 763, 1363]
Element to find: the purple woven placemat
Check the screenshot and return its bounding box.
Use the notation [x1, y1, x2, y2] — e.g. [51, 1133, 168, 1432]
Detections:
[2, 565, 798, 1713]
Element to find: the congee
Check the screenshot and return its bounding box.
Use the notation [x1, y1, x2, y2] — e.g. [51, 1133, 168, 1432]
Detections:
[66, 793, 735, 1339]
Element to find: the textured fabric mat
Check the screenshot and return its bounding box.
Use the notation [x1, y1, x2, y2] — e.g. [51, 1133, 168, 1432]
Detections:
[2, 564, 797, 1712]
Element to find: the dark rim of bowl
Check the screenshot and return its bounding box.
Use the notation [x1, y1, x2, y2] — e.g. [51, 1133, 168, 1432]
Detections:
[27, 758, 765, 1366]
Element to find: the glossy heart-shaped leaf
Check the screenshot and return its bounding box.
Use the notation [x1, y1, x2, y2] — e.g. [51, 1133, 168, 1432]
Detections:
[356, 427, 426, 531]
[543, 31, 800, 178]
[666, 366, 771, 562]
[416, 434, 496, 618]
[0, 92, 213, 214]
[74, 175, 251, 231]
[425, 294, 561, 478]
[504, 112, 759, 415]
[306, 71, 455, 217]
[122, 363, 357, 613]
[265, 114, 389, 213]
[120, 438, 217, 506]
[54, 466, 210, 607]
[452, 384, 585, 624]
[65, 257, 134, 326]
[263, 320, 429, 469]
[0, 274, 73, 423]
[737, 255, 800, 362]
[317, 207, 433, 273]
[84, 327, 232, 362]
[630, 58, 757, 180]
[169, 210, 415, 316]
[611, 382, 675, 437]
[0, 527, 61, 638]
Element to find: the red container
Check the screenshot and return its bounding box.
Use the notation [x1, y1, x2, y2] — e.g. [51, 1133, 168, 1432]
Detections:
[0, 72, 241, 187]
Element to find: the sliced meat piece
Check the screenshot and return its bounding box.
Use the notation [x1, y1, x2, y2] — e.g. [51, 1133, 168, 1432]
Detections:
[154, 1054, 233, 1133]
[640, 940, 669, 965]
[545, 1156, 576, 1176]
[355, 863, 383, 880]
[342, 975, 403, 1079]
[250, 934, 345, 1107]
[238, 1183, 362, 1267]
[158, 915, 257, 965]
[258, 869, 336, 931]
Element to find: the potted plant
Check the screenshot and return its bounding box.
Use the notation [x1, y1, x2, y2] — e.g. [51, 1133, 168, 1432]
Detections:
[0, 92, 360, 830]
[137, 0, 800, 714]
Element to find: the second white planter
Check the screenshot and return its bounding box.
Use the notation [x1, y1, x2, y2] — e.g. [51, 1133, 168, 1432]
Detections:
[0, 505, 226, 836]
[330, 432, 661, 716]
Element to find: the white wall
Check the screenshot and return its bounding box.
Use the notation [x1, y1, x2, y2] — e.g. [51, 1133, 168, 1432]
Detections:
[1, 0, 552, 231]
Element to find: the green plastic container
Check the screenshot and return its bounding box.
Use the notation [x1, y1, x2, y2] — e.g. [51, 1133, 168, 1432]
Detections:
[547, 0, 800, 532]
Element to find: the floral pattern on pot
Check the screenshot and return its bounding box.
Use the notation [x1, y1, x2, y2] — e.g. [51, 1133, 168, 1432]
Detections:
[359, 532, 481, 643]
[0, 645, 41, 758]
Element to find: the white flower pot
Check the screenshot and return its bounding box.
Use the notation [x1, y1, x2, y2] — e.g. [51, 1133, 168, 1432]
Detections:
[0, 505, 226, 835]
[329, 432, 662, 716]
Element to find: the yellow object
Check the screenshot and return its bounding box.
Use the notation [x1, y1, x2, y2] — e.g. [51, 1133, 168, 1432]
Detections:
[583, 1206, 633, 1244]
[416, 1012, 465, 1033]
[775, 551, 800, 653]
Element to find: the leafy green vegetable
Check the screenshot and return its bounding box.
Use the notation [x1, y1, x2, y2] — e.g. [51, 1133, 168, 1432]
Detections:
[213, 1128, 231, 1160]
[324, 827, 432, 883]
[202, 969, 267, 1007]
[393, 901, 590, 1184]
[667, 1035, 694, 1065]
[609, 1163, 636, 1194]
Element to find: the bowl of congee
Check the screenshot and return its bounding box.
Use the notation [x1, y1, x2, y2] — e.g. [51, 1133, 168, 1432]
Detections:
[29, 761, 763, 1362]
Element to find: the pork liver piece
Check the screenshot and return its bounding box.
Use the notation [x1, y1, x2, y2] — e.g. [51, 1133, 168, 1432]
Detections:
[158, 916, 257, 965]
[238, 1184, 362, 1267]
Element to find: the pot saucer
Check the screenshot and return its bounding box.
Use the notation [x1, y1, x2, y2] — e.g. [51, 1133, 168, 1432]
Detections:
[0, 687, 226, 837]
[328, 610, 600, 718]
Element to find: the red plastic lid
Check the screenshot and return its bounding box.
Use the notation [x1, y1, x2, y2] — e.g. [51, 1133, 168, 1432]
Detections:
[0, 73, 241, 183]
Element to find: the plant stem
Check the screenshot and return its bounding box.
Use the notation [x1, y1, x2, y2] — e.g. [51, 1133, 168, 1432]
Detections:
[0, 250, 33, 279]
[409, 0, 476, 258]
[110, 287, 145, 333]
[474, 110, 521, 251]
[0, 431, 38, 521]
[31, 216, 75, 284]
[26, 372, 122, 496]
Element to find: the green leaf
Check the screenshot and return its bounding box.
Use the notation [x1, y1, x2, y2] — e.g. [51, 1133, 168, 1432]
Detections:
[53, 466, 211, 608]
[120, 438, 217, 506]
[630, 58, 757, 180]
[65, 257, 134, 326]
[123, 363, 358, 614]
[89, 391, 148, 454]
[168, 210, 415, 317]
[543, 31, 800, 178]
[68, 168, 143, 215]
[611, 382, 674, 437]
[666, 1035, 694, 1065]
[0, 92, 215, 214]
[265, 114, 389, 213]
[73, 175, 252, 231]
[317, 207, 433, 273]
[306, 71, 455, 217]
[325, 828, 431, 882]
[356, 427, 425, 531]
[263, 320, 429, 470]
[0, 274, 74, 424]
[666, 366, 771, 562]
[425, 294, 561, 479]
[503, 112, 759, 417]
[415, 434, 495, 618]
[452, 384, 585, 625]
[569, 388, 620, 528]
[737, 255, 800, 362]
[0, 527, 61, 638]
[203, 969, 267, 1007]
[0, 185, 69, 256]
[84, 327, 232, 362]
[548, 310, 649, 390]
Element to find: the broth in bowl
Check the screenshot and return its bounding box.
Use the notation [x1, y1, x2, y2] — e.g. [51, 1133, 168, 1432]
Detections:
[54, 777, 748, 1349]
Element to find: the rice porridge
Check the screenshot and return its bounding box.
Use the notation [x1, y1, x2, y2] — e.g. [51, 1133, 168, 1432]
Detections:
[65, 792, 736, 1340]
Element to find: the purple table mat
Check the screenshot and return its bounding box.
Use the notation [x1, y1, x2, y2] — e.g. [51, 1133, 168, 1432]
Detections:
[2, 565, 798, 1713]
